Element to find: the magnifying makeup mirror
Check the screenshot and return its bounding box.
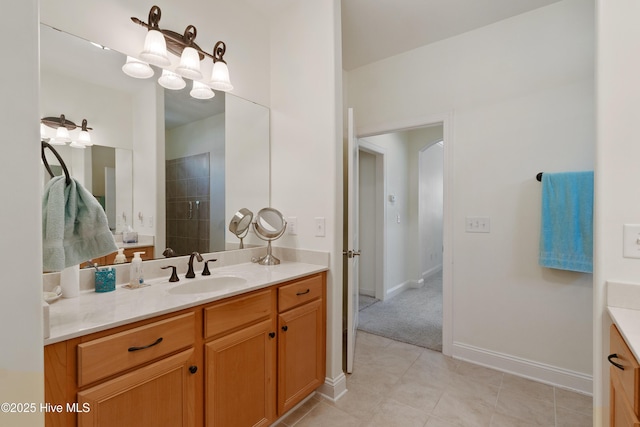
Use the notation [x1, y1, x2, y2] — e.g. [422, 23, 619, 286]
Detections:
[228, 208, 253, 249]
[252, 207, 287, 265]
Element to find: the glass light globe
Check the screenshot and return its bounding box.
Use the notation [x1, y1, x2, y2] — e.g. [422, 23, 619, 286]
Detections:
[209, 61, 233, 92]
[190, 81, 215, 99]
[176, 47, 203, 80]
[69, 141, 87, 149]
[122, 56, 154, 79]
[78, 130, 92, 146]
[139, 30, 170, 67]
[53, 126, 71, 144]
[158, 70, 186, 90]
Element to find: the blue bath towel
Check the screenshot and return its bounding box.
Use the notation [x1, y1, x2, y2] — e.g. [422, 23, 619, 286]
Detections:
[42, 176, 117, 271]
[539, 171, 593, 273]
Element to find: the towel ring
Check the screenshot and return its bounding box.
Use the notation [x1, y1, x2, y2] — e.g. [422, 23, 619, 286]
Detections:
[41, 141, 71, 186]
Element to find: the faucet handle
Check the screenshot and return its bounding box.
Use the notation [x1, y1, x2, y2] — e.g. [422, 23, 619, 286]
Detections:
[202, 259, 218, 276]
[161, 266, 180, 282]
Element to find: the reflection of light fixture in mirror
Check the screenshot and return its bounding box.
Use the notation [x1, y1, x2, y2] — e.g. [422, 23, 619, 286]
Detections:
[77, 119, 93, 146]
[229, 208, 253, 249]
[190, 81, 215, 100]
[122, 56, 154, 79]
[252, 208, 287, 265]
[127, 5, 233, 99]
[41, 115, 93, 148]
[158, 69, 186, 90]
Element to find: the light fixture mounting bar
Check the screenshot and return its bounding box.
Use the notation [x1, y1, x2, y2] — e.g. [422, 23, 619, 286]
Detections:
[131, 6, 228, 63]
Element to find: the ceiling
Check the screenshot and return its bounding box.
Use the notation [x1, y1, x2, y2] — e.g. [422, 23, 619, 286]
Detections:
[341, 0, 562, 70]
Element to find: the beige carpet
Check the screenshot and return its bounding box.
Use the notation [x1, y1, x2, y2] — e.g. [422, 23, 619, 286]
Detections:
[357, 271, 442, 351]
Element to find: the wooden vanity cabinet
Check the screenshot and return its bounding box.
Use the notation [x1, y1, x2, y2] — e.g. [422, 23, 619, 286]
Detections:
[609, 324, 640, 426]
[44, 271, 327, 427]
[91, 245, 155, 266]
[277, 274, 326, 415]
[203, 289, 277, 427]
[44, 310, 199, 427]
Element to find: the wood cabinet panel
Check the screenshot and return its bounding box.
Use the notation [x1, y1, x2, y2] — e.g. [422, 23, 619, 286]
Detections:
[278, 274, 322, 312]
[611, 367, 640, 427]
[205, 319, 276, 427]
[204, 290, 273, 339]
[277, 298, 325, 415]
[77, 312, 194, 386]
[610, 324, 640, 417]
[77, 349, 196, 427]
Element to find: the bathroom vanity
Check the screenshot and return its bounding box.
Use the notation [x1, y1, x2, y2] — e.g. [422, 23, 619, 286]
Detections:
[607, 282, 640, 426]
[43, 258, 327, 427]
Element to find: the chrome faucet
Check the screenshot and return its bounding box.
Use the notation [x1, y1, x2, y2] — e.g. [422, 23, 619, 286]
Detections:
[186, 252, 204, 278]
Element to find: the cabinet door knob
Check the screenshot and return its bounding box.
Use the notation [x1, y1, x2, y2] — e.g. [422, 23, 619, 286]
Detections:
[189, 365, 198, 374]
[608, 353, 625, 370]
[281, 325, 288, 332]
[269, 332, 276, 338]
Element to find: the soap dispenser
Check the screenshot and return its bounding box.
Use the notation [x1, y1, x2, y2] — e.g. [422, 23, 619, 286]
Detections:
[129, 252, 145, 286]
[114, 248, 126, 264]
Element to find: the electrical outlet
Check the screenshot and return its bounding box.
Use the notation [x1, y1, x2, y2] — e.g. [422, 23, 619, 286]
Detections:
[288, 217, 297, 235]
[315, 217, 326, 237]
[623, 224, 640, 258]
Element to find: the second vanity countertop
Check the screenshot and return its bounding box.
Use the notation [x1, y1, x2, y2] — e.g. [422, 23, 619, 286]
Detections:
[44, 260, 327, 346]
[607, 281, 640, 362]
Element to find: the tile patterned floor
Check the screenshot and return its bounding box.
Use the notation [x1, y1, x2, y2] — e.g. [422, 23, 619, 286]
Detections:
[277, 332, 592, 427]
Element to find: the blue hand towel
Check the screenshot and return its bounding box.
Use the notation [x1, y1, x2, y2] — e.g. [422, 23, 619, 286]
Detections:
[42, 176, 118, 271]
[539, 171, 593, 273]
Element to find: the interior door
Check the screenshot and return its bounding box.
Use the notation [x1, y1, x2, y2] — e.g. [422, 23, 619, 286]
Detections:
[345, 107, 360, 373]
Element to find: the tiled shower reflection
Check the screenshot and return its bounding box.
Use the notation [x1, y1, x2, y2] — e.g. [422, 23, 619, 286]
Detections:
[166, 153, 210, 256]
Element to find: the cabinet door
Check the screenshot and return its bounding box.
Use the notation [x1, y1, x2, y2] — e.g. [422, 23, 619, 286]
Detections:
[205, 319, 276, 427]
[77, 349, 197, 427]
[278, 299, 325, 415]
[611, 368, 640, 427]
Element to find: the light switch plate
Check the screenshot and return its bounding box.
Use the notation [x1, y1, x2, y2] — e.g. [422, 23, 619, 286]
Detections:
[314, 217, 326, 237]
[466, 216, 491, 233]
[623, 224, 640, 258]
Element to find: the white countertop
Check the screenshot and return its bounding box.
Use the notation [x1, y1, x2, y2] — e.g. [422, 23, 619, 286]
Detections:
[44, 261, 327, 346]
[607, 281, 640, 362]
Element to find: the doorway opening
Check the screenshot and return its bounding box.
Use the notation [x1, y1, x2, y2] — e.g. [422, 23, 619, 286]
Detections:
[355, 123, 446, 353]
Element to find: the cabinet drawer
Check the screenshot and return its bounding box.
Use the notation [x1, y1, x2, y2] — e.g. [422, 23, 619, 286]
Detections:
[278, 275, 323, 313]
[78, 312, 195, 387]
[205, 290, 273, 339]
[610, 324, 640, 416]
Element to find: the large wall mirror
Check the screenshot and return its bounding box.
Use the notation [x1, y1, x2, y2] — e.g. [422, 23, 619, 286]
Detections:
[40, 24, 270, 267]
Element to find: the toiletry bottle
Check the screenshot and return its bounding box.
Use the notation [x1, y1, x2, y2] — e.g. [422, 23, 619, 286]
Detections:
[129, 252, 145, 286]
[114, 248, 126, 264]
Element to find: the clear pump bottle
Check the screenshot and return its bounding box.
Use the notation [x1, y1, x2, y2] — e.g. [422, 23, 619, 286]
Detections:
[129, 252, 145, 286]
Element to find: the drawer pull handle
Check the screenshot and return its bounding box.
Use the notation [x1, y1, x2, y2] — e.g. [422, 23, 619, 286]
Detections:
[608, 353, 625, 370]
[128, 337, 163, 352]
[296, 289, 310, 296]
[269, 332, 276, 339]
[282, 325, 288, 332]
[189, 366, 198, 374]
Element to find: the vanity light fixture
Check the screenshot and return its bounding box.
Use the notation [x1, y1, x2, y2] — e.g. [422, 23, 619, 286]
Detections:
[126, 5, 233, 98]
[40, 115, 93, 148]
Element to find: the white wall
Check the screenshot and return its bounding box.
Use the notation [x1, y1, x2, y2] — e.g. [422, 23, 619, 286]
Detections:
[358, 151, 377, 297]
[595, 0, 640, 423]
[362, 133, 413, 296]
[413, 130, 444, 278]
[347, 0, 595, 392]
[268, 0, 344, 395]
[0, 2, 44, 426]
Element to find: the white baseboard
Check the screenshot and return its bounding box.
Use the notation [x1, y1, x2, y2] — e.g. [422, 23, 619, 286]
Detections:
[422, 265, 443, 280]
[316, 373, 348, 402]
[358, 289, 376, 297]
[452, 342, 592, 395]
[386, 281, 411, 299]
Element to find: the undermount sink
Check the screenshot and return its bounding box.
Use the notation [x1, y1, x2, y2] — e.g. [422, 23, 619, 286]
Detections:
[168, 276, 247, 295]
